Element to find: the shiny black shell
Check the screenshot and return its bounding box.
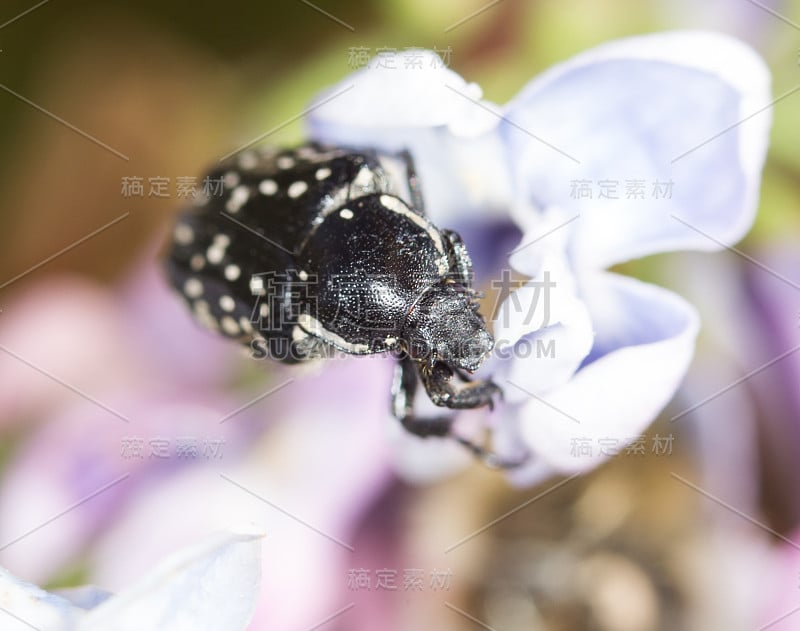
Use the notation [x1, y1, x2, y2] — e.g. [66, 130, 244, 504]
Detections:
[165, 143, 452, 362]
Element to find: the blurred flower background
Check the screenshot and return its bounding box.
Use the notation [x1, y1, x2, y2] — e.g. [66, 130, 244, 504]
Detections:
[0, 1, 798, 630]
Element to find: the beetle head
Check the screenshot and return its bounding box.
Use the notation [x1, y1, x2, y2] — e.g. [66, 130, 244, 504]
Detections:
[402, 283, 494, 372]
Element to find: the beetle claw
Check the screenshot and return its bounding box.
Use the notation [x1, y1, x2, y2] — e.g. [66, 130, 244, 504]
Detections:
[453, 434, 531, 470]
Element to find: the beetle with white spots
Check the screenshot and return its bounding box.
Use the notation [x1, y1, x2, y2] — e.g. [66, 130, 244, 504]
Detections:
[165, 143, 508, 465]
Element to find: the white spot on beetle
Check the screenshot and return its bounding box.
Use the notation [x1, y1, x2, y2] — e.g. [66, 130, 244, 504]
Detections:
[207, 234, 230, 265]
[298, 270, 308, 281]
[297, 313, 370, 354]
[194, 299, 209, 311]
[226, 186, 250, 213]
[184, 278, 203, 298]
[219, 295, 235, 312]
[259, 179, 277, 196]
[223, 171, 240, 187]
[193, 300, 218, 330]
[221, 316, 240, 336]
[296, 146, 319, 159]
[239, 152, 257, 170]
[385, 337, 397, 345]
[288, 181, 308, 198]
[317, 184, 349, 218]
[190, 254, 205, 271]
[339, 208, 354, 220]
[259, 303, 269, 318]
[277, 155, 295, 169]
[315, 167, 331, 180]
[173, 223, 194, 245]
[224, 264, 241, 281]
[250, 276, 265, 296]
[379, 194, 446, 258]
[351, 166, 376, 193]
[207, 244, 224, 265]
[239, 316, 254, 334]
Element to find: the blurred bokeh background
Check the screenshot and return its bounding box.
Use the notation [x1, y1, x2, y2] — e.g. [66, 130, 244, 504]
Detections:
[0, 1, 798, 629]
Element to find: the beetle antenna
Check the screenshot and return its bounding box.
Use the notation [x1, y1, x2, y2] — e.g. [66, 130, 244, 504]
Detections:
[453, 434, 530, 470]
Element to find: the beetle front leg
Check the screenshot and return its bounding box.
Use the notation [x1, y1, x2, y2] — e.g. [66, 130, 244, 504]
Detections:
[397, 149, 426, 213]
[441, 229, 475, 290]
[392, 356, 524, 469]
[392, 355, 453, 438]
[420, 362, 502, 411]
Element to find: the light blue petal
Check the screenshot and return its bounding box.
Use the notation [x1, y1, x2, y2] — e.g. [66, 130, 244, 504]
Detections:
[0, 568, 83, 629]
[306, 50, 514, 227]
[81, 526, 263, 631]
[502, 31, 771, 269]
[55, 587, 113, 611]
[503, 273, 699, 476]
[492, 251, 593, 402]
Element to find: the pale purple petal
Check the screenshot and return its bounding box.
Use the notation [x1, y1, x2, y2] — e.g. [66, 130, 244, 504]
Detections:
[87, 357, 394, 630]
[758, 527, 800, 631]
[0, 276, 140, 428]
[502, 31, 771, 269]
[81, 526, 263, 631]
[491, 251, 593, 402]
[504, 273, 699, 480]
[386, 402, 475, 483]
[0, 391, 253, 583]
[0, 567, 83, 629]
[306, 51, 514, 227]
[55, 586, 113, 611]
[306, 50, 497, 138]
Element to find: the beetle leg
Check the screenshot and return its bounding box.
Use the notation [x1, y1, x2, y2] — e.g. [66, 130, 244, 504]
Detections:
[397, 149, 426, 213]
[441, 229, 475, 290]
[451, 434, 530, 470]
[453, 366, 475, 383]
[392, 355, 453, 437]
[420, 362, 502, 410]
[392, 357, 526, 469]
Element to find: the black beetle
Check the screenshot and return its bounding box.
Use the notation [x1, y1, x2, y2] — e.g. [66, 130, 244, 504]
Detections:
[165, 143, 512, 464]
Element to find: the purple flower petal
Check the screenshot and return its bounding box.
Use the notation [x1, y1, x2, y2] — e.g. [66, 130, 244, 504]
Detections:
[306, 51, 514, 228]
[502, 31, 771, 268]
[504, 272, 699, 479]
[82, 527, 263, 631]
[0, 568, 83, 628]
[492, 251, 593, 401]
[0, 276, 137, 428]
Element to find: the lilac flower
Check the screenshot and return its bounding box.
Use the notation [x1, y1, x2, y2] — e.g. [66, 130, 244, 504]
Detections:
[759, 526, 800, 631]
[0, 253, 239, 431]
[0, 262, 395, 628]
[0, 386, 256, 583]
[84, 355, 395, 630]
[306, 32, 771, 484]
[0, 526, 262, 631]
[0, 260, 252, 582]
